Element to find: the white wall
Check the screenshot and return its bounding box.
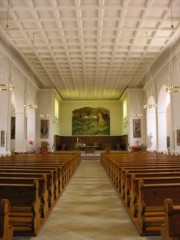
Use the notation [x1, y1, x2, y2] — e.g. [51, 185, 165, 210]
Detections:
[143, 33, 180, 154]
[36, 89, 61, 151]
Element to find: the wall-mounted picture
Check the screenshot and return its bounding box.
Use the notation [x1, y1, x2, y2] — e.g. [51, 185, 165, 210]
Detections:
[176, 129, 180, 146]
[11, 117, 15, 139]
[40, 119, 49, 138]
[1, 130, 5, 147]
[133, 119, 141, 138]
[72, 107, 110, 135]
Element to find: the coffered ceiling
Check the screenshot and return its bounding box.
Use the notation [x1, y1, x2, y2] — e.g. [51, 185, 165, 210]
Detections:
[0, 0, 180, 100]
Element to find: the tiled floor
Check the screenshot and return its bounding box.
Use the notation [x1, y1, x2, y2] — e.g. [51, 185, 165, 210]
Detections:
[14, 160, 161, 240]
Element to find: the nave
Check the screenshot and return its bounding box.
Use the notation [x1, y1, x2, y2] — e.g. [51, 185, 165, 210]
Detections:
[14, 160, 161, 240]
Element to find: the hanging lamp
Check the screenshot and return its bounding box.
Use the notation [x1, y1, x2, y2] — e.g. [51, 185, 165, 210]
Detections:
[0, 0, 14, 91]
[143, 32, 157, 109]
[166, 6, 180, 93]
[24, 32, 38, 109]
[132, 58, 143, 117]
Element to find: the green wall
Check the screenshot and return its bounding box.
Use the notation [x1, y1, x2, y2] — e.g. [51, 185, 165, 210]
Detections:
[60, 100, 122, 136]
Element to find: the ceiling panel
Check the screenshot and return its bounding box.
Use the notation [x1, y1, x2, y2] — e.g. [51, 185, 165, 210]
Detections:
[0, 0, 179, 100]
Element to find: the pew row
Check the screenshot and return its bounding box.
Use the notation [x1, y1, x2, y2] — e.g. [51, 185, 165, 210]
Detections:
[161, 199, 180, 240]
[0, 181, 41, 236]
[0, 152, 81, 236]
[129, 173, 180, 218]
[0, 199, 13, 240]
[137, 180, 180, 235]
[100, 152, 180, 236]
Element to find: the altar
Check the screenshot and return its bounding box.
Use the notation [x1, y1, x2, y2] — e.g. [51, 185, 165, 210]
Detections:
[83, 146, 96, 154]
[131, 146, 142, 152]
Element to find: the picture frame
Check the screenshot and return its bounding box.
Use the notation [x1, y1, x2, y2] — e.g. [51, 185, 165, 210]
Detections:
[72, 107, 110, 136]
[176, 129, 180, 146]
[1, 130, 5, 147]
[40, 119, 49, 138]
[11, 117, 15, 139]
[133, 119, 141, 138]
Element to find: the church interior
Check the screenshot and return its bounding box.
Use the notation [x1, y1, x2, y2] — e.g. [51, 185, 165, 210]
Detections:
[0, 0, 180, 239]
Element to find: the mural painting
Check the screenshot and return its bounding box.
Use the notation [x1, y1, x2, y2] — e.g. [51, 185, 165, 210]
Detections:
[72, 107, 110, 135]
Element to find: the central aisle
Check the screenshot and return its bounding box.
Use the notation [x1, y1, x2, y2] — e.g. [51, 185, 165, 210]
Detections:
[15, 160, 161, 240]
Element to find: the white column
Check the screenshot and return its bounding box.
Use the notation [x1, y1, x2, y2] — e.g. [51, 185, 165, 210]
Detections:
[157, 110, 168, 153]
[146, 105, 157, 152]
[0, 91, 11, 156]
[26, 109, 36, 152]
[15, 111, 26, 153]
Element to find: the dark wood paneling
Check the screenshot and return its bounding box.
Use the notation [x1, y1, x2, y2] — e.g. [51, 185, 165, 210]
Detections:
[54, 135, 128, 151]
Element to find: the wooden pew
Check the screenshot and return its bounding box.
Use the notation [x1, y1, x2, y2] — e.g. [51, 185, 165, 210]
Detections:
[0, 152, 81, 208]
[0, 152, 81, 237]
[0, 168, 57, 206]
[161, 198, 180, 240]
[122, 170, 180, 208]
[0, 180, 41, 236]
[121, 166, 180, 197]
[137, 180, 180, 236]
[100, 152, 180, 237]
[129, 173, 180, 218]
[0, 153, 80, 193]
[0, 199, 13, 240]
[0, 176, 48, 218]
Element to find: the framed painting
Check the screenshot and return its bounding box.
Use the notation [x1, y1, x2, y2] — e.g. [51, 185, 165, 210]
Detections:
[1, 130, 5, 147]
[176, 129, 180, 146]
[133, 119, 141, 138]
[11, 117, 15, 139]
[40, 119, 49, 138]
[72, 107, 110, 136]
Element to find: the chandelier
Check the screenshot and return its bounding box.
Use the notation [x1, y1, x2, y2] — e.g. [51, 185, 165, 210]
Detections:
[24, 104, 38, 109]
[166, 6, 180, 93]
[0, 50, 14, 91]
[143, 32, 157, 109]
[24, 32, 38, 109]
[143, 103, 157, 109]
[40, 114, 51, 119]
[84, 115, 97, 120]
[0, 0, 14, 91]
[24, 63, 38, 110]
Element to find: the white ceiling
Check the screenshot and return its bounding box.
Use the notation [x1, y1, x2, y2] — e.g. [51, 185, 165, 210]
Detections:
[0, 0, 180, 100]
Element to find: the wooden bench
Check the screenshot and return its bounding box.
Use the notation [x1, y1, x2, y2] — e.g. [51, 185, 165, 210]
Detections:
[129, 173, 180, 218]
[121, 165, 180, 194]
[1, 152, 81, 192]
[100, 152, 180, 236]
[0, 152, 81, 236]
[0, 168, 56, 208]
[0, 176, 49, 219]
[122, 169, 180, 208]
[0, 199, 13, 240]
[0, 181, 41, 236]
[161, 198, 180, 240]
[137, 180, 180, 236]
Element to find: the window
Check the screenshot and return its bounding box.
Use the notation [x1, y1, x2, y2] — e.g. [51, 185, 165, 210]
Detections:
[55, 98, 59, 119]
